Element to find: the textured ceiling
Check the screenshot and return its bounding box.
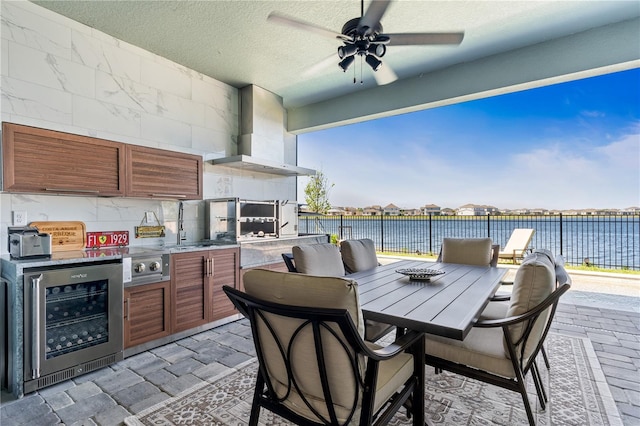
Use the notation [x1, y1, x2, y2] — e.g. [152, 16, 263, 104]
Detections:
[32, 1, 639, 109]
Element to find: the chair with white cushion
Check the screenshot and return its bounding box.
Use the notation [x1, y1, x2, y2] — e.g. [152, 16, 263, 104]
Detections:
[340, 238, 394, 341]
[290, 242, 392, 342]
[424, 251, 571, 425]
[481, 249, 566, 369]
[291, 243, 346, 276]
[340, 238, 380, 274]
[498, 228, 535, 264]
[223, 269, 424, 426]
[437, 237, 499, 267]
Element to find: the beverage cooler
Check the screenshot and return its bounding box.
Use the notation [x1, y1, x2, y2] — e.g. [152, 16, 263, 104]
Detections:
[205, 198, 297, 242]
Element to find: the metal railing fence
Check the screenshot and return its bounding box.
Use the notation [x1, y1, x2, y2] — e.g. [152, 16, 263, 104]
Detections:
[299, 214, 640, 271]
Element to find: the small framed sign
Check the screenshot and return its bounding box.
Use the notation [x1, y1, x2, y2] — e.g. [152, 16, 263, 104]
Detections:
[86, 231, 129, 248]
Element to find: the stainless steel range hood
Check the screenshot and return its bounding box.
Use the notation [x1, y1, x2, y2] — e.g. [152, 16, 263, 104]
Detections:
[210, 155, 315, 176]
[209, 85, 315, 177]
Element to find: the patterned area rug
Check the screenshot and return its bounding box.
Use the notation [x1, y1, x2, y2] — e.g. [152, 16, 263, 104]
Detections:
[125, 333, 622, 425]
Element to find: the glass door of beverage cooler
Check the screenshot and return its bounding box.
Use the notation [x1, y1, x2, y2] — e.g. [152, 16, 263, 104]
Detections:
[23, 261, 123, 392]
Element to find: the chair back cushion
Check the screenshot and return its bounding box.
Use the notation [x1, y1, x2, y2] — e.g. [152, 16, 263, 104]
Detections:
[440, 238, 493, 266]
[504, 251, 555, 359]
[292, 243, 346, 276]
[243, 269, 365, 423]
[341, 238, 379, 273]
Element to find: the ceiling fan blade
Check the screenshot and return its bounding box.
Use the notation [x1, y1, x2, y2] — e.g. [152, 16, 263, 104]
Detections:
[359, 0, 392, 35]
[267, 12, 349, 41]
[372, 62, 397, 86]
[302, 54, 337, 77]
[386, 32, 465, 46]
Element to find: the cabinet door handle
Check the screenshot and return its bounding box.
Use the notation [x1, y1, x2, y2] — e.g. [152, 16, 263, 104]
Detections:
[124, 298, 130, 320]
[150, 193, 187, 198]
[210, 258, 215, 276]
[31, 274, 43, 379]
[45, 188, 100, 194]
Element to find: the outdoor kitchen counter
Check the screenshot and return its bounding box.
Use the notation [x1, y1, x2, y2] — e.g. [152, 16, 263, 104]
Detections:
[239, 234, 328, 268]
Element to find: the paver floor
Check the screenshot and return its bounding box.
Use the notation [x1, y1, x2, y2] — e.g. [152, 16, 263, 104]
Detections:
[2, 270, 639, 425]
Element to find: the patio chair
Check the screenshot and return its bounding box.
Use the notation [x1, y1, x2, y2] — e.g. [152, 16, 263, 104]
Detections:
[481, 249, 567, 369]
[437, 237, 499, 267]
[498, 228, 535, 264]
[340, 238, 395, 341]
[223, 269, 424, 426]
[288, 243, 391, 342]
[424, 251, 571, 425]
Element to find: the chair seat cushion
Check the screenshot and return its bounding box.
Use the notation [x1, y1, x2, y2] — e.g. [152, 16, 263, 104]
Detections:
[372, 346, 415, 413]
[479, 300, 509, 320]
[425, 327, 516, 379]
[364, 319, 394, 342]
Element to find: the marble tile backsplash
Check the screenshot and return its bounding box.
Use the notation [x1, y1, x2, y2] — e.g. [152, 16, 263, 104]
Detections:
[0, 1, 297, 255]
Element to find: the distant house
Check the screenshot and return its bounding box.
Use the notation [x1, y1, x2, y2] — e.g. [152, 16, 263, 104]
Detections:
[327, 207, 347, 216]
[343, 207, 359, 216]
[383, 203, 401, 216]
[441, 208, 456, 216]
[362, 205, 383, 216]
[421, 204, 441, 215]
[457, 204, 499, 216]
[402, 208, 422, 216]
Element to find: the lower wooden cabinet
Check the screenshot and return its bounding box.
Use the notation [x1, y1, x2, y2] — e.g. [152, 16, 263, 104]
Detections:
[123, 281, 171, 349]
[170, 247, 240, 333]
[123, 247, 240, 350]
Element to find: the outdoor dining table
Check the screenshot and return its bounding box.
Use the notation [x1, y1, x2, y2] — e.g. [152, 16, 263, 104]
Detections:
[351, 259, 509, 339]
[348, 259, 509, 425]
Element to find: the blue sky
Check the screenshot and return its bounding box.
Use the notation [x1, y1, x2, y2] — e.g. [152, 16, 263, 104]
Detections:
[297, 68, 640, 211]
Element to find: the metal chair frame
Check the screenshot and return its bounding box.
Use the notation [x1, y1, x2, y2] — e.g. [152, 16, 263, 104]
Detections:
[223, 285, 424, 426]
[425, 282, 570, 426]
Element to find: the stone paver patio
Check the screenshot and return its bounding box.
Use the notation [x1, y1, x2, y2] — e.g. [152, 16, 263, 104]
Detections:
[1, 270, 639, 425]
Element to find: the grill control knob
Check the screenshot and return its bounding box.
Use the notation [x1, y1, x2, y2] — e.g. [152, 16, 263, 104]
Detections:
[134, 263, 146, 273]
[149, 261, 161, 272]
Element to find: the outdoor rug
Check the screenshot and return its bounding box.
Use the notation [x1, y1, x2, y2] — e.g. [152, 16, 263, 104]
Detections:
[125, 333, 622, 425]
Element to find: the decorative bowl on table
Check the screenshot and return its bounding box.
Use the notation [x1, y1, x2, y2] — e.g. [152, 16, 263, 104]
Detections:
[395, 268, 445, 281]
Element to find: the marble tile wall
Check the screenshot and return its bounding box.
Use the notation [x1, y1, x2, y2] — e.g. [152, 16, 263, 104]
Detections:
[0, 1, 297, 253]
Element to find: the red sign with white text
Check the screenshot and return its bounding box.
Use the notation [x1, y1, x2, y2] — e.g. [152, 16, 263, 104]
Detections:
[86, 231, 129, 248]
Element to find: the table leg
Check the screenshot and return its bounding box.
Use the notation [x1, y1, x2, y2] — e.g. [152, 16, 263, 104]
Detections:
[412, 334, 425, 426]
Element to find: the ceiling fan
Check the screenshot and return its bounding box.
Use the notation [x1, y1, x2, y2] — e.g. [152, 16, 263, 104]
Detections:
[267, 0, 464, 85]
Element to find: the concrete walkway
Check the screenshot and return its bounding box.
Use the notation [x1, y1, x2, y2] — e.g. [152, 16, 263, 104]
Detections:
[1, 269, 639, 425]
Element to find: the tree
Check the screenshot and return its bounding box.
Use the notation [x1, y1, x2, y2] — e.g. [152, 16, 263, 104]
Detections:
[304, 170, 334, 214]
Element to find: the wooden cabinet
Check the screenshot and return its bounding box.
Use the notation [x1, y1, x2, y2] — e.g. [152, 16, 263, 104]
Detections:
[123, 281, 171, 348]
[125, 145, 203, 200]
[211, 248, 240, 321]
[2, 122, 125, 196]
[170, 247, 239, 332]
[1, 122, 202, 200]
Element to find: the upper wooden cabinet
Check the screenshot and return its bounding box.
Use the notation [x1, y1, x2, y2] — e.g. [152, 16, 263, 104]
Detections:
[126, 145, 203, 200]
[2, 122, 125, 196]
[1, 122, 203, 200]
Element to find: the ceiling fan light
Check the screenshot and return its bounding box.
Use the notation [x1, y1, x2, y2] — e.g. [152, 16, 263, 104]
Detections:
[367, 44, 386, 58]
[339, 56, 355, 72]
[338, 44, 358, 59]
[365, 54, 382, 71]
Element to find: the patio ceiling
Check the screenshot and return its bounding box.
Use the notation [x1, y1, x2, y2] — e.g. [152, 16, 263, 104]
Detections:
[32, 1, 640, 132]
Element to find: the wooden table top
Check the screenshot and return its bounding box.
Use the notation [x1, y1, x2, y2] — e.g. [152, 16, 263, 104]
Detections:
[349, 259, 508, 340]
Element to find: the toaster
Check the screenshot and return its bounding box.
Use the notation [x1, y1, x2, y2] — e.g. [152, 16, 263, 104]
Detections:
[8, 227, 52, 259]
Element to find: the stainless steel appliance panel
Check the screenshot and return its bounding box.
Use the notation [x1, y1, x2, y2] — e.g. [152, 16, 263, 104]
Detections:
[23, 261, 123, 393]
[205, 198, 278, 241]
